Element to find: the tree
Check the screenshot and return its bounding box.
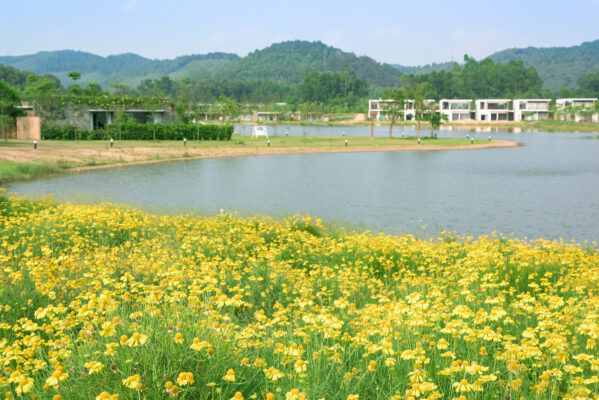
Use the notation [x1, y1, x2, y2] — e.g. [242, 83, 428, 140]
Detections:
[217, 95, 242, 121]
[0, 80, 22, 140]
[67, 71, 81, 82]
[577, 71, 599, 97]
[405, 82, 435, 140]
[380, 87, 406, 138]
[426, 109, 447, 138]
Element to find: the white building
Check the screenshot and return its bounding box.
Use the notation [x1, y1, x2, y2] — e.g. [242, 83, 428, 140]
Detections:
[404, 99, 436, 121]
[439, 99, 473, 121]
[475, 99, 512, 121]
[556, 98, 598, 122]
[513, 99, 552, 122]
[368, 99, 435, 121]
[368, 99, 394, 121]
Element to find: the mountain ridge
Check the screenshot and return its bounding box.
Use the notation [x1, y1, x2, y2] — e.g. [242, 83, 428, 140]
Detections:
[1, 39, 598, 91]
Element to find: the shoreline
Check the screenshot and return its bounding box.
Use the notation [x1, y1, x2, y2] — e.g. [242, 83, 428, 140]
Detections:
[46, 140, 522, 175]
[1, 139, 520, 185]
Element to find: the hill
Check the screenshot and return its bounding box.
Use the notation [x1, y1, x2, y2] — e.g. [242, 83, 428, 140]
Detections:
[0, 50, 240, 88]
[3, 39, 598, 91]
[488, 39, 599, 91]
[0, 41, 403, 89]
[391, 40, 599, 91]
[210, 40, 403, 88]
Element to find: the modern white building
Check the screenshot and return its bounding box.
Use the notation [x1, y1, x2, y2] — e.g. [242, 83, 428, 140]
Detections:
[475, 99, 512, 121]
[513, 99, 552, 121]
[439, 99, 473, 121]
[404, 99, 436, 121]
[556, 98, 598, 122]
[368, 99, 394, 121]
[368, 99, 435, 121]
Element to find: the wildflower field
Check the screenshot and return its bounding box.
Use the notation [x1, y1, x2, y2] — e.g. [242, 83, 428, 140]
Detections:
[1, 192, 598, 400]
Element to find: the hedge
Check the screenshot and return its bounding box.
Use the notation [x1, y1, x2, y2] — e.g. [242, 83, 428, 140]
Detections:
[41, 123, 234, 141]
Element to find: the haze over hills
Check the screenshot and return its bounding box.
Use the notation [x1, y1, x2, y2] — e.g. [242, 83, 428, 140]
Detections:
[0, 39, 598, 92]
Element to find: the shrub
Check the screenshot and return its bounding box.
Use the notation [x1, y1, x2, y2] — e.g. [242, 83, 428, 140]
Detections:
[41, 124, 233, 141]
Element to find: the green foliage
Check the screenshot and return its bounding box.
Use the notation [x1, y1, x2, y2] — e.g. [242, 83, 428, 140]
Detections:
[400, 56, 543, 99]
[67, 71, 81, 81]
[212, 40, 402, 88]
[0, 80, 23, 137]
[577, 71, 599, 97]
[489, 39, 599, 91]
[41, 123, 234, 141]
[298, 65, 368, 103]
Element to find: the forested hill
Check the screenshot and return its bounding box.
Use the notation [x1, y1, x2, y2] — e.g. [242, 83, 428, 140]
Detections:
[488, 40, 599, 91]
[392, 40, 599, 91]
[0, 51, 240, 88]
[210, 41, 403, 88]
[0, 41, 402, 89]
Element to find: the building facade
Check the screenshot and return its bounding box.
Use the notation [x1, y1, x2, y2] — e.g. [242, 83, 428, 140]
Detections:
[513, 99, 552, 122]
[439, 99, 473, 121]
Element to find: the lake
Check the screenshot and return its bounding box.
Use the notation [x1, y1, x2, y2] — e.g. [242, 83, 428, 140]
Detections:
[6, 126, 599, 242]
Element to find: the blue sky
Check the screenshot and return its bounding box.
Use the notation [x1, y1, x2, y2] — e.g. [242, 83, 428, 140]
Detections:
[1, 0, 598, 65]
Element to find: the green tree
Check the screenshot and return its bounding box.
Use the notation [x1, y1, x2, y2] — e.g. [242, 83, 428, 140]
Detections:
[577, 71, 599, 97]
[0, 80, 22, 140]
[406, 82, 435, 140]
[380, 87, 406, 138]
[67, 71, 81, 82]
[217, 95, 242, 121]
[426, 109, 447, 138]
[22, 75, 63, 122]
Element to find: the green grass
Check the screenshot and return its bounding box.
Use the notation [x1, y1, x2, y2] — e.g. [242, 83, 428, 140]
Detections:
[0, 161, 62, 184]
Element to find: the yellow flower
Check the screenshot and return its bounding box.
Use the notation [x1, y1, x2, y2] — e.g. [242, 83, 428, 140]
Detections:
[285, 389, 306, 400]
[165, 381, 179, 397]
[96, 392, 119, 400]
[85, 361, 104, 375]
[368, 360, 377, 372]
[453, 379, 471, 393]
[101, 321, 116, 337]
[266, 394, 275, 400]
[122, 374, 142, 390]
[230, 392, 244, 400]
[347, 395, 359, 400]
[45, 366, 68, 388]
[126, 332, 147, 346]
[264, 367, 285, 381]
[294, 359, 308, 374]
[174, 332, 184, 344]
[177, 372, 194, 386]
[16, 377, 34, 396]
[222, 368, 235, 382]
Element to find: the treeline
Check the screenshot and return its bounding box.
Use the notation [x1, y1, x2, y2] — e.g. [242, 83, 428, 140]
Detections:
[399, 56, 544, 99]
[398, 55, 599, 100]
[135, 66, 369, 108]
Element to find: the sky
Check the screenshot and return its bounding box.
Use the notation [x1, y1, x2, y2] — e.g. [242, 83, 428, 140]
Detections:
[1, 0, 599, 66]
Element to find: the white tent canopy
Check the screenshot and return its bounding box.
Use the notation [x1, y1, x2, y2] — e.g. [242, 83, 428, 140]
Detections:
[251, 126, 268, 138]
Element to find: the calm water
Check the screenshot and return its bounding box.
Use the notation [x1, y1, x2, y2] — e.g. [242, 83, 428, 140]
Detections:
[6, 126, 599, 242]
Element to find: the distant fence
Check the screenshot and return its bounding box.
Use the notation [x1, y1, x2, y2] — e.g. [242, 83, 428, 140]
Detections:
[41, 123, 234, 141]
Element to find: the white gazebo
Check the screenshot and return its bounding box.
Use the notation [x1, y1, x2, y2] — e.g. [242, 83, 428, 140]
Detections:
[251, 126, 269, 138]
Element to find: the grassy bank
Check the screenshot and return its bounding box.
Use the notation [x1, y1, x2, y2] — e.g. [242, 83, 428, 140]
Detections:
[0, 193, 597, 399]
[0, 137, 513, 185]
